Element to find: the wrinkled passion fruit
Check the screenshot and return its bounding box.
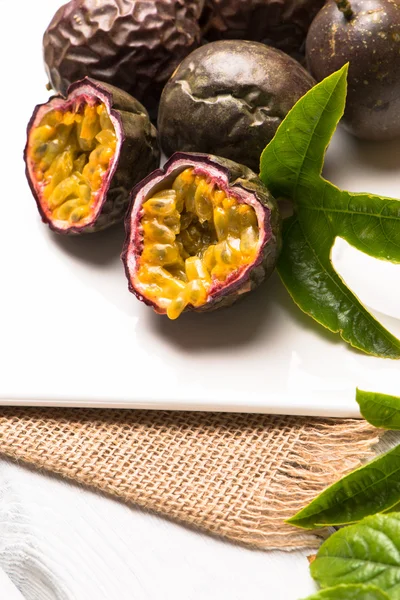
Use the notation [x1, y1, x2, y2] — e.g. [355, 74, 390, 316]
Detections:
[43, 0, 204, 115]
[25, 78, 159, 234]
[200, 0, 325, 59]
[122, 153, 281, 319]
[158, 40, 315, 173]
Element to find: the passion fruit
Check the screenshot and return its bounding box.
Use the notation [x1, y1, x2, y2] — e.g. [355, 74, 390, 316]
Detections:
[200, 0, 325, 60]
[122, 152, 281, 319]
[24, 78, 160, 234]
[306, 0, 400, 140]
[157, 40, 315, 173]
[43, 0, 205, 115]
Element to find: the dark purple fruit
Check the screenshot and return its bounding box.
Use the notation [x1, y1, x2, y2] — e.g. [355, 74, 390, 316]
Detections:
[122, 152, 281, 319]
[24, 78, 160, 234]
[43, 0, 204, 115]
[200, 0, 325, 60]
[306, 0, 400, 141]
[157, 40, 315, 173]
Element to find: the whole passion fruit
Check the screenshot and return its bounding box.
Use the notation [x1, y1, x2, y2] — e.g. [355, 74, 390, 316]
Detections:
[25, 78, 160, 234]
[157, 40, 315, 173]
[43, 0, 204, 115]
[122, 152, 281, 319]
[200, 0, 325, 59]
[306, 0, 400, 140]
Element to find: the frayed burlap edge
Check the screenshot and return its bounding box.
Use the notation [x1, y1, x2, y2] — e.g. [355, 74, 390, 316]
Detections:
[0, 408, 380, 550]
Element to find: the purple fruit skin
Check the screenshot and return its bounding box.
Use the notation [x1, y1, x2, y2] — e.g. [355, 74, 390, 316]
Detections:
[122, 152, 282, 315]
[24, 78, 160, 234]
[158, 40, 315, 173]
[200, 0, 325, 60]
[306, 0, 400, 140]
[43, 0, 205, 115]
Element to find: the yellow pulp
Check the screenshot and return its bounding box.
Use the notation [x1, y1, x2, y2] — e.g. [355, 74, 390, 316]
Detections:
[29, 101, 117, 226]
[137, 168, 260, 319]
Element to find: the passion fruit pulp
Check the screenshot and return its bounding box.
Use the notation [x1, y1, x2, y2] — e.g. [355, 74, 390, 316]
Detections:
[122, 153, 281, 319]
[25, 78, 160, 234]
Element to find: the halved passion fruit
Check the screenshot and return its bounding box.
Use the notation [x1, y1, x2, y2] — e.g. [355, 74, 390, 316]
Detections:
[25, 78, 160, 234]
[122, 153, 281, 319]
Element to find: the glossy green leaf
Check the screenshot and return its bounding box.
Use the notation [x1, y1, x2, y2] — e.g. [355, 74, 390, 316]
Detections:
[278, 216, 400, 358]
[357, 390, 400, 429]
[287, 444, 400, 529]
[260, 65, 400, 359]
[301, 584, 390, 600]
[310, 513, 400, 598]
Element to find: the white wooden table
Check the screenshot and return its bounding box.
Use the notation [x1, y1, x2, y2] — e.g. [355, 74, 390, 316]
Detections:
[0, 459, 318, 600]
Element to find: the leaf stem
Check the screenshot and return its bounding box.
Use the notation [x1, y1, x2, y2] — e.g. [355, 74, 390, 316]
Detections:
[335, 0, 354, 20]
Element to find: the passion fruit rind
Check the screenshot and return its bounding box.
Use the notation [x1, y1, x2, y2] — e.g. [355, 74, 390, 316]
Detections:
[158, 40, 315, 173]
[200, 0, 325, 60]
[24, 78, 160, 234]
[43, 0, 205, 115]
[122, 152, 281, 318]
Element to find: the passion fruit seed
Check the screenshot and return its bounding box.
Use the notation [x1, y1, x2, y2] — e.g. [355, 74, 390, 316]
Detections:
[28, 102, 116, 227]
[137, 168, 259, 319]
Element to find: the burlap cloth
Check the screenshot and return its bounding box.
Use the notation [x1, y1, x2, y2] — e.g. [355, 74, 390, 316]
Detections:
[0, 407, 381, 550]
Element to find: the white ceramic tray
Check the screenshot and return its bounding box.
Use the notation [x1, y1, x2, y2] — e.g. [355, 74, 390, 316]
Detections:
[3, 0, 400, 415]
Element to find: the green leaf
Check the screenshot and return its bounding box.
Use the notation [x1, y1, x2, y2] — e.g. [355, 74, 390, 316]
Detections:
[260, 65, 348, 198]
[357, 390, 400, 429]
[310, 513, 400, 598]
[278, 216, 400, 358]
[260, 65, 400, 359]
[301, 584, 390, 600]
[287, 445, 400, 529]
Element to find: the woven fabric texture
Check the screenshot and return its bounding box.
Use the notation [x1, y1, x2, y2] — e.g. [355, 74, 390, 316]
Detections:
[0, 408, 379, 550]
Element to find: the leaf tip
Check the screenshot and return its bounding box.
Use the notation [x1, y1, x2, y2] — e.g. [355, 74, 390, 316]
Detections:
[285, 515, 308, 529]
[341, 62, 350, 76]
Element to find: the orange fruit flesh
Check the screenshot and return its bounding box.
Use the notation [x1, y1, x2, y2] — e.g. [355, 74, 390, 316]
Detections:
[137, 168, 260, 319]
[28, 101, 117, 226]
